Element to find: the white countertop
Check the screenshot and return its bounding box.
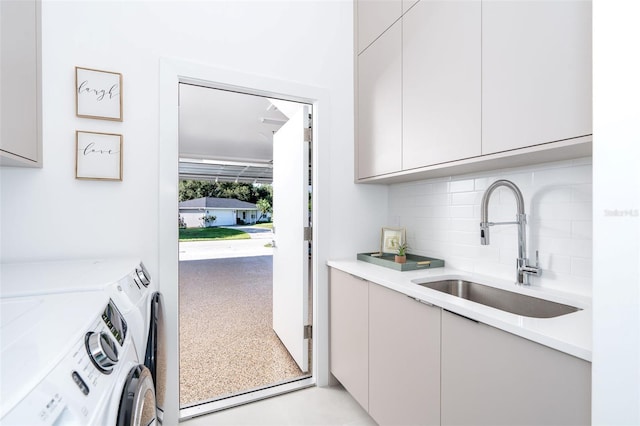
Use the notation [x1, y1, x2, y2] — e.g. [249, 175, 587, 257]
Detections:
[327, 259, 592, 362]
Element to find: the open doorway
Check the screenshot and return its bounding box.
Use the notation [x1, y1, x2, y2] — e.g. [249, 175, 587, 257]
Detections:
[177, 83, 313, 415]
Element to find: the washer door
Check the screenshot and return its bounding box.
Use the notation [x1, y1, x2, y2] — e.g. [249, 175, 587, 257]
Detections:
[117, 365, 157, 426]
[145, 292, 166, 423]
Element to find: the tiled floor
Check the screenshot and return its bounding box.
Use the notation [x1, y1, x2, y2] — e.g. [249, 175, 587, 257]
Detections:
[181, 385, 376, 425]
[179, 256, 304, 406]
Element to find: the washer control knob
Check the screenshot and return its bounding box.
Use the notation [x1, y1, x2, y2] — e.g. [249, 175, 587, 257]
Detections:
[86, 332, 118, 374]
[136, 266, 150, 287]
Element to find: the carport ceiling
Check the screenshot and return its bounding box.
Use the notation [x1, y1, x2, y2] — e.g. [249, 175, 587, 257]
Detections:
[178, 83, 302, 183]
[178, 158, 273, 184]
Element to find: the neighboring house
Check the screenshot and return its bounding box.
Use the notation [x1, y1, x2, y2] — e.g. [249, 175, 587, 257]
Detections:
[179, 197, 267, 227]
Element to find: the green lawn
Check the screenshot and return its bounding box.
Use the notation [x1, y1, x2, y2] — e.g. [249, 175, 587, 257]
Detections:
[253, 222, 273, 229]
[179, 227, 251, 242]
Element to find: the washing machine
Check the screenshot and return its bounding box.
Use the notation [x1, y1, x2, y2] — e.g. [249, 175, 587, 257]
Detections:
[0, 259, 166, 425]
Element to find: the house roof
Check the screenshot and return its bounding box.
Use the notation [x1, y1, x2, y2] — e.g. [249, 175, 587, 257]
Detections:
[179, 197, 258, 210]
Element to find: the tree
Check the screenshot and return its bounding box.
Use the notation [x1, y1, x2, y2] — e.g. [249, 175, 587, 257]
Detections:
[256, 198, 272, 221]
[179, 180, 273, 206]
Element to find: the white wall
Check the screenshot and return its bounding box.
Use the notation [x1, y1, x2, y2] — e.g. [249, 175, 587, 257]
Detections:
[592, 1, 640, 423]
[388, 158, 593, 296]
[0, 1, 388, 423]
[0, 0, 386, 270]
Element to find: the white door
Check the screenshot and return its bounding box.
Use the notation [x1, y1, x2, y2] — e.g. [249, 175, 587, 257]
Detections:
[272, 104, 310, 373]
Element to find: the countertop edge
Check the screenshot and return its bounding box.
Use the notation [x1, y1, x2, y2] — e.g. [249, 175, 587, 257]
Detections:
[327, 259, 592, 362]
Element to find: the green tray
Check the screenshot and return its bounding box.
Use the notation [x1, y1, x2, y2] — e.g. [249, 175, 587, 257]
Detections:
[357, 252, 445, 272]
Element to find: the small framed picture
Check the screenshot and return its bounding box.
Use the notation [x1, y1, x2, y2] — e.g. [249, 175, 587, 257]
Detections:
[76, 131, 123, 181]
[75, 66, 123, 121]
[380, 227, 406, 254]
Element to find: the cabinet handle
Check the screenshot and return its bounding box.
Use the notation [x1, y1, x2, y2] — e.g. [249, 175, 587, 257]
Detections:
[349, 273, 368, 281]
[444, 309, 479, 323]
[409, 296, 434, 307]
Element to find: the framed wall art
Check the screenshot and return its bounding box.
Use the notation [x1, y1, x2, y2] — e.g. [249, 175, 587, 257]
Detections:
[380, 226, 406, 254]
[76, 131, 123, 181]
[75, 66, 123, 121]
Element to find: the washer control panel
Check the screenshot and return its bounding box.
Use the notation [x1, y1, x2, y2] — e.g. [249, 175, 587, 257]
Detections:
[2, 308, 131, 425]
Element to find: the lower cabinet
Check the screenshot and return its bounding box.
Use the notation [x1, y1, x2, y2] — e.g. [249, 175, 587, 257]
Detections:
[329, 268, 369, 411]
[369, 283, 441, 425]
[330, 268, 441, 424]
[441, 310, 591, 426]
[329, 269, 592, 425]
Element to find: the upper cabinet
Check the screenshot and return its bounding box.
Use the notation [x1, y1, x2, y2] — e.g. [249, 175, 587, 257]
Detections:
[482, 0, 592, 155]
[356, 0, 402, 54]
[402, 0, 481, 169]
[357, 21, 402, 179]
[0, 0, 42, 168]
[355, 0, 592, 183]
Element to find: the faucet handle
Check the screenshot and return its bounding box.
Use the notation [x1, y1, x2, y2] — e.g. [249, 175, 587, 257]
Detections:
[521, 250, 542, 279]
[480, 222, 490, 245]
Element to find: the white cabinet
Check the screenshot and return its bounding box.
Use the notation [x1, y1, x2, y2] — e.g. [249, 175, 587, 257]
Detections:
[330, 269, 591, 425]
[369, 283, 441, 426]
[482, 0, 592, 154]
[441, 310, 591, 425]
[0, 0, 41, 167]
[354, 0, 592, 183]
[356, 0, 402, 54]
[402, 0, 481, 169]
[329, 269, 369, 411]
[403, 0, 419, 13]
[330, 268, 441, 423]
[356, 21, 402, 179]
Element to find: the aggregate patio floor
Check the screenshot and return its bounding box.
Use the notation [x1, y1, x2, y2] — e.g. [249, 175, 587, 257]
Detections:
[179, 230, 305, 407]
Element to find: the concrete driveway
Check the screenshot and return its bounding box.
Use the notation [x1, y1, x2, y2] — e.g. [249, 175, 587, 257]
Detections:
[179, 225, 274, 261]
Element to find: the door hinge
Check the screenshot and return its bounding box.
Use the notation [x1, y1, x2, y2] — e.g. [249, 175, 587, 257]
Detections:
[304, 226, 312, 241]
[304, 112, 313, 142]
[304, 324, 312, 339]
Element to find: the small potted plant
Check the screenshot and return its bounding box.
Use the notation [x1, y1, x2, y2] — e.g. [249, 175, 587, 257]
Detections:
[395, 242, 408, 264]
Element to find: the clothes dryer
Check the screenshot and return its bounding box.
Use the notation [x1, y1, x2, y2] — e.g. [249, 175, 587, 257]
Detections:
[0, 258, 167, 424]
[0, 291, 156, 425]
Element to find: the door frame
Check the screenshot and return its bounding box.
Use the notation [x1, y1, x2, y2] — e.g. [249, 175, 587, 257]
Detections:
[158, 58, 331, 424]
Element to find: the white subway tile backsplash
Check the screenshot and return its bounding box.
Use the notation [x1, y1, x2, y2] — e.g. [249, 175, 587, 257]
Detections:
[450, 218, 479, 232]
[416, 204, 451, 218]
[537, 236, 572, 256]
[571, 257, 593, 277]
[450, 205, 475, 218]
[535, 203, 574, 221]
[571, 184, 593, 203]
[415, 193, 450, 207]
[451, 191, 482, 206]
[532, 220, 573, 239]
[570, 203, 593, 221]
[389, 157, 593, 297]
[545, 253, 572, 274]
[450, 179, 475, 193]
[571, 221, 593, 240]
[449, 231, 479, 246]
[532, 164, 592, 187]
[534, 186, 573, 205]
[570, 239, 592, 258]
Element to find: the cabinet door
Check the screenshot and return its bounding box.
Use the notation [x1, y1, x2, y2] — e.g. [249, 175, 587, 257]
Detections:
[329, 269, 369, 411]
[357, 21, 402, 179]
[403, 0, 419, 13]
[369, 284, 441, 425]
[482, 0, 592, 154]
[402, 0, 481, 170]
[441, 310, 591, 425]
[0, 0, 40, 166]
[357, 0, 402, 54]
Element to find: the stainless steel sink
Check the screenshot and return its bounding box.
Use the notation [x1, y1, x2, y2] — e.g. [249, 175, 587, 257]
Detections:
[413, 279, 581, 318]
